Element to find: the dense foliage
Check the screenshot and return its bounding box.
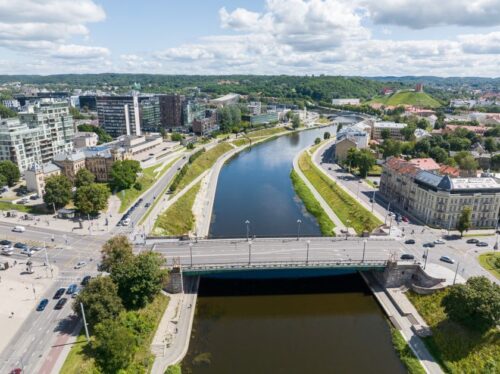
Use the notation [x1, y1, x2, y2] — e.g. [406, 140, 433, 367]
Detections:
[77, 124, 113, 144]
[43, 174, 72, 209]
[74, 183, 110, 215]
[0, 103, 17, 118]
[110, 160, 141, 190]
[74, 168, 95, 188]
[0, 160, 20, 186]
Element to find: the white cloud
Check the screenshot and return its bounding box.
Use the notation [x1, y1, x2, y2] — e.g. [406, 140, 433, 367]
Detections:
[459, 31, 500, 54]
[51, 44, 110, 59]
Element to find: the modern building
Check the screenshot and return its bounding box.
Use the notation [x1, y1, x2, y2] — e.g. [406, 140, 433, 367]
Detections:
[73, 132, 99, 148]
[372, 122, 407, 140]
[192, 110, 219, 135]
[415, 83, 424, 93]
[380, 157, 500, 229]
[247, 101, 262, 115]
[158, 94, 185, 129]
[210, 93, 240, 107]
[249, 112, 279, 125]
[139, 96, 161, 132]
[331, 98, 360, 106]
[78, 95, 97, 111]
[2, 99, 20, 110]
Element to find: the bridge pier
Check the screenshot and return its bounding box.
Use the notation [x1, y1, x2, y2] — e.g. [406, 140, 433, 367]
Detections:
[165, 266, 184, 294]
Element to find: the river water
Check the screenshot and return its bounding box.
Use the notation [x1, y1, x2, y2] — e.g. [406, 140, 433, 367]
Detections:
[183, 124, 405, 373]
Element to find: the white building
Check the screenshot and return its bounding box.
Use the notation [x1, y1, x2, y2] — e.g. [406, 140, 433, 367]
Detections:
[372, 121, 407, 140]
[247, 101, 262, 115]
[2, 99, 20, 110]
[73, 132, 98, 148]
[331, 98, 360, 106]
[209, 93, 240, 107]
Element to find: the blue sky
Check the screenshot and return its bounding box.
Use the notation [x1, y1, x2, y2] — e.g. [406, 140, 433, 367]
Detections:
[0, 0, 499, 76]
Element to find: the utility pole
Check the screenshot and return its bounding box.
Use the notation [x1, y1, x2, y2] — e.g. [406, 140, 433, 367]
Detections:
[306, 240, 310, 265]
[189, 243, 193, 268]
[453, 262, 460, 285]
[362, 239, 367, 263]
[296, 219, 302, 241]
[248, 240, 252, 265]
[80, 303, 90, 342]
[245, 220, 250, 242]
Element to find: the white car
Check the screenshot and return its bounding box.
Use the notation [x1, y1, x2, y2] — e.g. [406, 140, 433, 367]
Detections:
[74, 261, 87, 269]
[1, 247, 14, 256]
[20, 247, 34, 256]
[434, 239, 445, 245]
[12, 226, 26, 233]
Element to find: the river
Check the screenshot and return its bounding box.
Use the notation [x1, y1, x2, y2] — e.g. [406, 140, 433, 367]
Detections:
[183, 124, 405, 373]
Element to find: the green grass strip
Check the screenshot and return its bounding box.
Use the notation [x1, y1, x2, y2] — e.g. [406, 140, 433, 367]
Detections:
[390, 327, 426, 374]
[153, 182, 201, 236]
[298, 151, 382, 234]
[290, 169, 335, 236]
[478, 252, 500, 280]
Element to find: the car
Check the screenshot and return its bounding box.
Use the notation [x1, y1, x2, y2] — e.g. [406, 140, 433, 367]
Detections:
[423, 242, 435, 248]
[54, 297, 68, 310]
[1, 247, 13, 256]
[9, 368, 22, 374]
[81, 275, 91, 286]
[30, 246, 43, 252]
[36, 298, 49, 311]
[328, 167, 332, 170]
[66, 284, 78, 294]
[20, 247, 34, 256]
[400, 254, 415, 260]
[434, 239, 445, 245]
[72, 288, 80, 298]
[53, 288, 66, 299]
[0, 239, 12, 247]
[440, 256, 455, 264]
[145, 202, 151, 208]
[12, 226, 25, 233]
[14, 242, 28, 250]
[29, 194, 39, 200]
[74, 261, 87, 269]
[405, 239, 416, 244]
[121, 218, 131, 226]
[466, 238, 479, 244]
[402, 216, 409, 223]
[358, 180, 363, 183]
[476, 241, 488, 247]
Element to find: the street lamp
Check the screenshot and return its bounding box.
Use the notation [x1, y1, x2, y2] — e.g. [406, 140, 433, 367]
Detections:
[296, 219, 302, 241]
[306, 240, 311, 265]
[423, 249, 429, 270]
[371, 190, 376, 213]
[245, 220, 250, 242]
[189, 243, 193, 268]
[362, 239, 367, 263]
[248, 240, 252, 265]
[453, 261, 460, 285]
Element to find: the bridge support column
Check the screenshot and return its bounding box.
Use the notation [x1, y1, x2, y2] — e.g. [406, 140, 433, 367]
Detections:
[165, 266, 183, 294]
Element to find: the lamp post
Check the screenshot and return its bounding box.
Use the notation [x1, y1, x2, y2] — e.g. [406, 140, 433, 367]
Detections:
[423, 249, 429, 270]
[248, 240, 252, 265]
[245, 220, 250, 242]
[371, 190, 376, 213]
[345, 219, 351, 240]
[453, 261, 460, 285]
[362, 239, 367, 263]
[306, 240, 311, 265]
[189, 243, 193, 268]
[296, 219, 302, 241]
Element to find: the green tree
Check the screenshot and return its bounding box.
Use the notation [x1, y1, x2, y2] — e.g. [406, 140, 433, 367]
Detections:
[74, 168, 95, 188]
[314, 137, 321, 145]
[0, 103, 17, 118]
[110, 160, 141, 190]
[457, 206, 472, 237]
[381, 139, 402, 158]
[292, 114, 300, 129]
[429, 146, 448, 163]
[491, 154, 500, 171]
[73, 276, 124, 328]
[347, 148, 376, 178]
[171, 133, 183, 141]
[0, 160, 20, 186]
[74, 183, 110, 215]
[454, 151, 478, 174]
[101, 235, 134, 273]
[484, 137, 497, 153]
[43, 175, 72, 209]
[93, 318, 137, 373]
[112, 251, 168, 309]
[400, 125, 416, 141]
[381, 128, 391, 140]
[442, 276, 500, 332]
[69, 106, 85, 119]
[323, 131, 331, 140]
[0, 174, 7, 188]
[77, 124, 112, 144]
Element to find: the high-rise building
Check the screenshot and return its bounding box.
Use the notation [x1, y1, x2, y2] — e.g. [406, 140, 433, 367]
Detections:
[140, 96, 161, 133]
[158, 94, 185, 129]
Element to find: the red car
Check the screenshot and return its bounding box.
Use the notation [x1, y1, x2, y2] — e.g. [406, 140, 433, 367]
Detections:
[10, 369, 22, 374]
[402, 216, 409, 223]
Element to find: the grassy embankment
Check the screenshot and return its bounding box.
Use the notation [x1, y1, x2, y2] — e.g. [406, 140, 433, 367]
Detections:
[407, 290, 500, 373]
[153, 182, 201, 236]
[231, 127, 292, 147]
[290, 169, 335, 236]
[118, 157, 179, 213]
[478, 252, 500, 280]
[60, 294, 169, 374]
[165, 364, 182, 374]
[0, 200, 48, 214]
[368, 90, 442, 108]
[390, 327, 426, 374]
[298, 151, 381, 233]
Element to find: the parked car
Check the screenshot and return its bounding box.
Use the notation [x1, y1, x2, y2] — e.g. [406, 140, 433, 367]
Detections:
[30, 246, 43, 252]
[1, 247, 13, 256]
[434, 239, 445, 245]
[74, 261, 87, 269]
[0, 240, 12, 248]
[66, 284, 78, 294]
[72, 288, 80, 298]
[12, 226, 25, 233]
[401, 254, 415, 260]
[53, 288, 66, 299]
[466, 238, 479, 244]
[29, 194, 39, 200]
[81, 275, 91, 286]
[145, 202, 151, 208]
[14, 242, 28, 250]
[402, 216, 409, 223]
[476, 242, 488, 247]
[439, 256, 455, 264]
[54, 298, 68, 310]
[121, 218, 131, 226]
[36, 298, 49, 311]
[405, 239, 416, 244]
[20, 247, 34, 256]
[423, 242, 435, 248]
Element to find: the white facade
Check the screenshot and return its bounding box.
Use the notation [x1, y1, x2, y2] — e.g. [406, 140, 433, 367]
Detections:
[372, 121, 407, 140]
[331, 98, 360, 106]
[0, 117, 41, 172]
[247, 101, 262, 115]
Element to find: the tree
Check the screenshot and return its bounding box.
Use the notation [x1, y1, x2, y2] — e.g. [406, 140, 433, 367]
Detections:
[43, 175, 72, 209]
[457, 206, 472, 237]
[0, 174, 6, 188]
[110, 160, 141, 190]
[93, 318, 137, 373]
[442, 276, 500, 332]
[292, 114, 300, 129]
[73, 276, 124, 327]
[77, 124, 112, 144]
[112, 251, 168, 309]
[484, 137, 497, 153]
[74, 183, 110, 215]
[491, 154, 500, 171]
[429, 146, 448, 163]
[381, 139, 402, 158]
[101, 235, 134, 273]
[0, 103, 17, 118]
[381, 128, 391, 140]
[171, 133, 183, 142]
[323, 131, 331, 140]
[347, 148, 376, 178]
[454, 151, 478, 174]
[75, 168, 95, 188]
[0, 160, 20, 187]
[400, 125, 416, 141]
[314, 137, 321, 145]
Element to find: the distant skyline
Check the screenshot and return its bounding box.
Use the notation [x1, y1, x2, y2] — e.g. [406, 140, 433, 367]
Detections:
[0, 0, 499, 76]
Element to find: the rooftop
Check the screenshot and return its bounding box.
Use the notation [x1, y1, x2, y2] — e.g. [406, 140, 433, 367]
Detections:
[408, 158, 440, 171]
[374, 121, 407, 129]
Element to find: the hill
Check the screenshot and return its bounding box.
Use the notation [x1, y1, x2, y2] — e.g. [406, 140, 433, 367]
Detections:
[369, 90, 442, 108]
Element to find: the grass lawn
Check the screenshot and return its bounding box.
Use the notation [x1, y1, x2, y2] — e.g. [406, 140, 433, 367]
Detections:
[406, 290, 500, 373]
[118, 157, 179, 213]
[174, 143, 233, 194]
[165, 364, 182, 374]
[478, 252, 500, 280]
[368, 164, 382, 176]
[231, 138, 250, 147]
[298, 151, 382, 234]
[0, 200, 49, 214]
[60, 294, 169, 374]
[369, 90, 442, 108]
[364, 179, 377, 189]
[290, 170, 335, 236]
[390, 327, 426, 374]
[153, 182, 201, 236]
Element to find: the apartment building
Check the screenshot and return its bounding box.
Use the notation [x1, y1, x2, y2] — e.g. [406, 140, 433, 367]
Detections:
[380, 157, 500, 229]
[158, 94, 185, 129]
[372, 121, 407, 140]
[0, 117, 41, 172]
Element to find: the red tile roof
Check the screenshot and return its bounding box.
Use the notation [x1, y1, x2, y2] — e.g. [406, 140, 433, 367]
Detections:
[408, 158, 440, 170]
[439, 165, 460, 177]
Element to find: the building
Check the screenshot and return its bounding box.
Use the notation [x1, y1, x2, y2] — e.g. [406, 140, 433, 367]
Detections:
[331, 98, 360, 106]
[2, 99, 20, 110]
[53, 150, 86, 182]
[372, 122, 407, 140]
[78, 95, 97, 111]
[247, 101, 262, 115]
[336, 126, 370, 149]
[443, 124, 488, 136]
[209, 93, 240, 107]
[415, 83, 424, 93]
[379, 157, 500, 229]
[192, 110, 218, 135]
[335, 137, 358, 162]
[139, 96, 161, 132]
[25, 162, 61, 195]
[250, 112, 279, 125]
[83, 147, 129, 182]
[158, 94, 185, 129]
[96, 95, 146, 137]
[408, 158, 440, 171]
[19, 100, 75, 164]
[73, 132, 98, 148]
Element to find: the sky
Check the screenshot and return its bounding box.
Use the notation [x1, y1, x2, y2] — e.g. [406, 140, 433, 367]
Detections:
[0, 0, 500, 77]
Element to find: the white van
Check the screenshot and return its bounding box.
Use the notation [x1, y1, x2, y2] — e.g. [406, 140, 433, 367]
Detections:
[121, 218, 131, 226]
[12, 226, 26, 233]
